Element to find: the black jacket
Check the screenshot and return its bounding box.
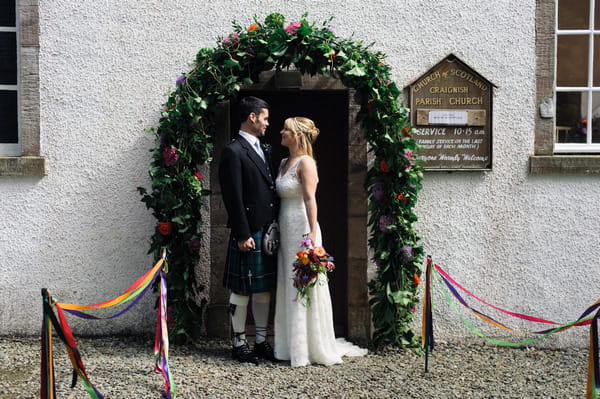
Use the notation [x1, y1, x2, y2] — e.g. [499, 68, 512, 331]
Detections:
[218, 135, 278, 241]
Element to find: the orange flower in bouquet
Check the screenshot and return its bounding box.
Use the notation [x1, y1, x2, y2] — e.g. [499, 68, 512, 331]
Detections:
[292, 236, 335, 306]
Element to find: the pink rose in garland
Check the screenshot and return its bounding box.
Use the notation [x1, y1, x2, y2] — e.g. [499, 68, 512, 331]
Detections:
[222, 32, 239, 46]
[162, 147, 179, 167]
[378, 215, 394, 233]
[285, 21, 301, 34]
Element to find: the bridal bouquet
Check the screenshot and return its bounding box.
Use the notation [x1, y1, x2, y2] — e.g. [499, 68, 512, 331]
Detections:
[292, 237, 335, 305]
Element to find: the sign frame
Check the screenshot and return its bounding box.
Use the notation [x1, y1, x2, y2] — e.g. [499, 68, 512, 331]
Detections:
[406, 54, 496, 171]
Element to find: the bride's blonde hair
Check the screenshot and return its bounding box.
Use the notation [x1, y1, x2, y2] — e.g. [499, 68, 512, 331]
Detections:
[284, 117, 320, 158]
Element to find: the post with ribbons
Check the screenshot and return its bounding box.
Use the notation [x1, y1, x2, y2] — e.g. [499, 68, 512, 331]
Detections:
[421, 255, 434, 373]
[39, 249, 174, 399]
[588, 307, 600, 399]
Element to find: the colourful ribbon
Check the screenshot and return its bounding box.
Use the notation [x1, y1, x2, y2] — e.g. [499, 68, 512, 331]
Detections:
[40, 254, 175, 399]
[155, 266, 175, 399]
[423, 260, 600, 398]
[41, 289, 103, 399]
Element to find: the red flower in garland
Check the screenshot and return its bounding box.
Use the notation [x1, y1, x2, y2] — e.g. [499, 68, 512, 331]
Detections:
[193, 171, 203, 181]
[158, 222, 173, 236]
[397, 193, 408, 205]
[403, 126, 412, 137]
[366, 98, 376, 112]
[413, 273, 421, 286]
[379, 160, 390, 173]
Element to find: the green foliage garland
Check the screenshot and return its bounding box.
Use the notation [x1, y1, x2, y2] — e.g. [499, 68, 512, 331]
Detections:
[138, 13, 424, 346]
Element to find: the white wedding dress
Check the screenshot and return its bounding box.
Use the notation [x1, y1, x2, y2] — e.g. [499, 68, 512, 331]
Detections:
[273, 155, 367, 367]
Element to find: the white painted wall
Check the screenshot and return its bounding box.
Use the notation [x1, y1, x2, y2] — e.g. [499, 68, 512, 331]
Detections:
[1, 0, 597, 346]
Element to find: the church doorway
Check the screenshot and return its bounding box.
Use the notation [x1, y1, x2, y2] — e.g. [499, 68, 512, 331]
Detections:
[208, 73, 370, 343]
[235, 89, 349, 335]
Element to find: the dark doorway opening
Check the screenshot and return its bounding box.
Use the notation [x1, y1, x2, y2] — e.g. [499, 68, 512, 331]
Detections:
[232, 89, 349, 335]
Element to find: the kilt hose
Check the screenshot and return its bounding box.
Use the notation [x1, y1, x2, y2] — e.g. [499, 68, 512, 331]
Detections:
[223, 229, 276, 294]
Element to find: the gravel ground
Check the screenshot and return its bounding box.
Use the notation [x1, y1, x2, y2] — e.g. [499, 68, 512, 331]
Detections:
[0, 335, 589, 398]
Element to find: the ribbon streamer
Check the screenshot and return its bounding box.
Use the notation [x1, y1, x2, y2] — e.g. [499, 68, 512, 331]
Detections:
[40, 253, 175, 399]
[155, 266, 175, 399]
[423, 259, 599, 398]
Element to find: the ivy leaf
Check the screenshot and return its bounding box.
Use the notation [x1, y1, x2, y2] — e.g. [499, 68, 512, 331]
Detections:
[193, 97, 208, 110]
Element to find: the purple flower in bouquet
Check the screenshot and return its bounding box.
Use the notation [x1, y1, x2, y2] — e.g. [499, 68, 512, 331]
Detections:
[326, 27, 336, 36]
[401, 246, 414, 261]
[300, 236, 313, 248]
[293, 242, 335, 305]
[371, 182, 385, 201]
[162, 147, 179, 167]
[285, 21, 301, 34]
[378, 215, 394, 233]
[176, 75, 186, 86]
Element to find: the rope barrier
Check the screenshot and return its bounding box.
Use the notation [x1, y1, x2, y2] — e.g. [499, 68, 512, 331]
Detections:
[40, 250, 175, 399]
[422, 257, 600, 398]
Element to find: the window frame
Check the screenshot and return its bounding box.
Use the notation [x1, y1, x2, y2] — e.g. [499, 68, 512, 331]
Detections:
[554, 0, 600, 153]
[0, 4, 21, 156]
[530, 0, 600, 174]
[0, 0, 45, 177]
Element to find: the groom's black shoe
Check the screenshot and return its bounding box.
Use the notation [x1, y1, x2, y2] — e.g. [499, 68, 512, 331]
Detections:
[253, 341, 278, 362]
[232, 343, 259, 365]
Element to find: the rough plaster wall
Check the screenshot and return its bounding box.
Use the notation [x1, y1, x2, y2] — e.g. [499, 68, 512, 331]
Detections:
[1, 0, 598, 345]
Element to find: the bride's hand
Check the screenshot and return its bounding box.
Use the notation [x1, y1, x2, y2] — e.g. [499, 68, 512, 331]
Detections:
[307, 232, 317, 247]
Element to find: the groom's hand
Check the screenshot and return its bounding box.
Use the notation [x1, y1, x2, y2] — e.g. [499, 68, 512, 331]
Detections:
[237, 237, 256, 252]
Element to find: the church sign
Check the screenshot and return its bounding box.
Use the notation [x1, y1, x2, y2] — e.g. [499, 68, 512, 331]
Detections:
[407, 55, 495, 170]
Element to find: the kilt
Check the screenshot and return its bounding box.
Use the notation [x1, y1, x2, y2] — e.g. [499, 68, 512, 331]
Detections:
[223, 230, 276, 294]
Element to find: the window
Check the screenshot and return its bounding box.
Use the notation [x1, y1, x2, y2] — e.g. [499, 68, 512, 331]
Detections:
[554, 0, 600, 152]
[0, 0, 19, 155]
[531, 0, 600, 174]
[0, 0, 45, 177]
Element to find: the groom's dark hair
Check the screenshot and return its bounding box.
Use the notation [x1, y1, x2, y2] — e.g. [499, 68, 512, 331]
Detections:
[238, 96, 270, 123]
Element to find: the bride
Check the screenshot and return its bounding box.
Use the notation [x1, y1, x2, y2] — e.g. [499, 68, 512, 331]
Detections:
[273, 116, 367, 367]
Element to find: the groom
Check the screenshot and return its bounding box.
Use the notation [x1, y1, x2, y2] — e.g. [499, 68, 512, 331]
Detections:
[218, 96, 278, 364]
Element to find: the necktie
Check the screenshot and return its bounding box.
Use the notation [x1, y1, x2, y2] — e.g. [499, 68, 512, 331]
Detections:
[254, 141, 266, 162]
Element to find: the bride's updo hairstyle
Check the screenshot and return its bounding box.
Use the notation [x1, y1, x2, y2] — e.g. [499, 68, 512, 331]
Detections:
[285, 117, 320, 158]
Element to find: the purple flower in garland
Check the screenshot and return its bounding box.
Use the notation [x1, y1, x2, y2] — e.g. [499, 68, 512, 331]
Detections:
[162, 147, 179, 167]
[176, 75, 186, 86]
[400, 246, 414, 261]
[188, 238, 201, 253]
[326, 27, 336, 36]
[378, 215, 394, 233]
[371, 182, 385, 202]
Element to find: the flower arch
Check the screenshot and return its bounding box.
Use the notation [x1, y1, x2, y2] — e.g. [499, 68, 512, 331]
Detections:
[138, 13, 424, 347]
